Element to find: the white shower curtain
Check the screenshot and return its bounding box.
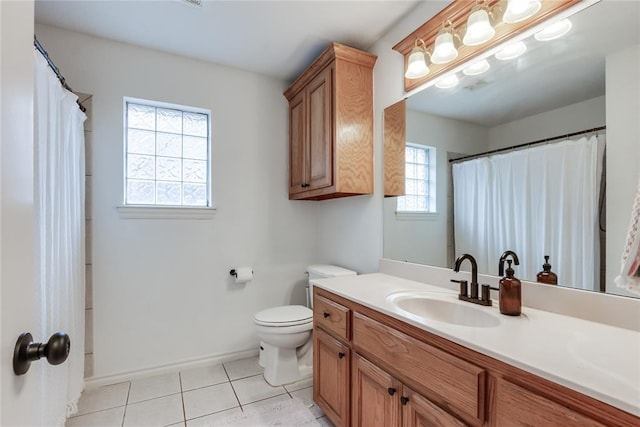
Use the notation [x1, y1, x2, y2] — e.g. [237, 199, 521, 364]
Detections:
[34, 50, 86, 425]
[453, 136, 604, 290]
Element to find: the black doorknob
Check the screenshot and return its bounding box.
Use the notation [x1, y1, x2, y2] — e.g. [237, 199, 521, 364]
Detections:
[13, 332, 70, 375]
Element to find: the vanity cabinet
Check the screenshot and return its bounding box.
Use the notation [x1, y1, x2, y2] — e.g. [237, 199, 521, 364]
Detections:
[284, 42, 376, 201]
[313, 287, 639, 427]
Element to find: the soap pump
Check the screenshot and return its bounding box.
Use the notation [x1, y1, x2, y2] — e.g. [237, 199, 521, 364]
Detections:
[498, 260, 521, 316]
[537, 255, 558, 285]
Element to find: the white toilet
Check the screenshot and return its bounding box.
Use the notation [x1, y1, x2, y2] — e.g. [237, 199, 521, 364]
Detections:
[254, 265, 356, 386]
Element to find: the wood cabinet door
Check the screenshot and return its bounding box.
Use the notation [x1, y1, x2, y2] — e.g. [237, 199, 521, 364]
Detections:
[352, 353, 401, 427]
[306, 65, 333, 191]
[288, 90, 306, 195]
[314, 328, 350, 427]
[402, 386, 467, 427]
[383, 99, 406, 197]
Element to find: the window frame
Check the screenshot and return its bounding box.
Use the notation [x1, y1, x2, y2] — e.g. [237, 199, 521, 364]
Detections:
[119, 97, 215, 219]
[396, 142, 437, 216]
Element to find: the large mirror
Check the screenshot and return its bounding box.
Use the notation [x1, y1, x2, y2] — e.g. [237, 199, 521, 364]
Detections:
[383, 0, 640, 298]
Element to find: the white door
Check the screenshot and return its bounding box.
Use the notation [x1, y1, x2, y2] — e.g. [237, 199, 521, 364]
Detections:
[1, 0, 48, 425]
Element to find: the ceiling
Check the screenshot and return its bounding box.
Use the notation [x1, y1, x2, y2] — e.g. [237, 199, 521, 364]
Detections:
[407, 0, 640, 127]
[34, 0, 421, 83]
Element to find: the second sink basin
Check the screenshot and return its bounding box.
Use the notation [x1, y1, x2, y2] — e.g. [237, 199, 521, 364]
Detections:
[387, 291, 501, 327]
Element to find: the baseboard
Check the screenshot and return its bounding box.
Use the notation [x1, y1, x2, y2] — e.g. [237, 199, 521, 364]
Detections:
[84, 348, 259, 389]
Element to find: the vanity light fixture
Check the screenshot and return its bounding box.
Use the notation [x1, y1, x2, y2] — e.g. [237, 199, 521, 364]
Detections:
[431, 22, 459, 64]
[405, 38, 430, 79]
[534, 18, 573, 41]
[495, 40, 527, 60]
[502, 0, 542, 24]
[463, 3, 496, 46]
[435, 74, 459, 89]
[463, 59, 491, 76]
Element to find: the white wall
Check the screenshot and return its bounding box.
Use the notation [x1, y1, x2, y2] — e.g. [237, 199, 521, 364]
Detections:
[488, 96, 606, 150]
[383, 110, 487, 266]
[605, 44, 640, 297]
[35, 24, 319, 379]
[316, 1, 448, 274]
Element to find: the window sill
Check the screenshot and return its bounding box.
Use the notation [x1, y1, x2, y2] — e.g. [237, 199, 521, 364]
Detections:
[395, 211, 439, 221]
[117, 205, 216, 220]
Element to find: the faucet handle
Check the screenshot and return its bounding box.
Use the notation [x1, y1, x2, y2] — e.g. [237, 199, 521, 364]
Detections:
[451, 279, 468, 298]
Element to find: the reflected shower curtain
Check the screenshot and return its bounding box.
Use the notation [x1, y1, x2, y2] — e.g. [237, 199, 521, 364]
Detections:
[453, 136, 604, 290]
[34, 50, 86, 425]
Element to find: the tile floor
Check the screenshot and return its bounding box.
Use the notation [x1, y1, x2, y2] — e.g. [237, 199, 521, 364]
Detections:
[66, 356, 333, 426]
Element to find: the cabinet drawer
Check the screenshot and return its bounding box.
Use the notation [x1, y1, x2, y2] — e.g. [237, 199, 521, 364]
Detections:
[492, 379, 605, 426]
[352, 312, 485, 423]
[314, 294, 351, 341]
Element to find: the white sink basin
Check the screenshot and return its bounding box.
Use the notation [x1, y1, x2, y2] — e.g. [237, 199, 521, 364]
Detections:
[387, 291, 501, 328]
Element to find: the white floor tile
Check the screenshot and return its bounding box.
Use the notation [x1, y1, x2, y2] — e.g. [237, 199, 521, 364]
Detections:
[182, 382, 239, 420]
[65, 407, 125, 427]
[123, 394, 184, 427]
[316, 416, 334, 426]
[185, 407, 243, 427]
[290, 387, 324, 419]
[222, 356, 262, 380]
[283, 376, 313, 393]
[128, 372, 181, 403]
[241, 393, 292, 412]
[231, 374, 286, 405]
[75, 382, 130, 416]
[180, 364, 228, 391]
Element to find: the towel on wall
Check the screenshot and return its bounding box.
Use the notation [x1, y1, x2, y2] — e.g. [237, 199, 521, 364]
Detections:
[615, 176, 640, 295]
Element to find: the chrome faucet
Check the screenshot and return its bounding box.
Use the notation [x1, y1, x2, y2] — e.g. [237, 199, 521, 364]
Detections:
[498, 250, 520, 276]
[452, 253, 491, 306]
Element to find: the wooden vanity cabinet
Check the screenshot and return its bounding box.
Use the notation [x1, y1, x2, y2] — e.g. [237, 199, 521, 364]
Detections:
[313, 288, 639, 427]
[284, 42, 376, 201]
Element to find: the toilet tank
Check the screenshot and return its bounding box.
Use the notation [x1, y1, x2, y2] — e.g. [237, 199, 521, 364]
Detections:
[307, 264, 357, 308]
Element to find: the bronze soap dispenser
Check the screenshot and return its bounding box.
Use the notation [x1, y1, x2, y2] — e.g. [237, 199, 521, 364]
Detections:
[498, 260, 521, 316]
[537, 255, 558, 285]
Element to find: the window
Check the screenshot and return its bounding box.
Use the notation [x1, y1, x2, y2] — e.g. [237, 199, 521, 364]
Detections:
[397, 143, 436, 213]
[124, 98, 211, 207]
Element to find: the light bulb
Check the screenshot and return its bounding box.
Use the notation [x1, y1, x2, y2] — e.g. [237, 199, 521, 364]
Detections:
[431, 30, 458, 64]
[495, 41, 527, 60]
[535, 19, 572, 41]
[463, 7, 496, 46]
[405, 46, 430, 79]
[435, 74, 459, 89]
[503, 0, 542, 24]
[463, 59, 491, 76]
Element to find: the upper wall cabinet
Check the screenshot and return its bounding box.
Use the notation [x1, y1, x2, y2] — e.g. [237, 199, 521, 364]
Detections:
[284, 43, 377, 201]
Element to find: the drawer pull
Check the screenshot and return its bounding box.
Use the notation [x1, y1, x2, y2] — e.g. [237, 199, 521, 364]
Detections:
[387, 387, 396, 396]
[323, 312, 330, 318]
[400, 396, 410, 405]
[338, 352, 345, 359]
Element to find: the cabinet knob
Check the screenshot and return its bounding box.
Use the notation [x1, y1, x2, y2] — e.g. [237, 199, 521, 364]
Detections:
[338, 352, 345, 359]
[387, 387, 396, 396]
[400, 396, 410, 405]
[323, 312, 330, 318]
[301, 183, 310, 188]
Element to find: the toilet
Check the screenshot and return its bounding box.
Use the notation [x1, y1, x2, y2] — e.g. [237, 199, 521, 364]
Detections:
[254, 264, 356, 386]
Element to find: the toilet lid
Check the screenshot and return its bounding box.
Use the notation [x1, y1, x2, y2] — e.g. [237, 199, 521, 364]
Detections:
[254, 305, 313, 327]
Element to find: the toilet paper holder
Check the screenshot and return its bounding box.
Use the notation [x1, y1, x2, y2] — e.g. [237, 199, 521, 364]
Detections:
[229, 269, 253, 277]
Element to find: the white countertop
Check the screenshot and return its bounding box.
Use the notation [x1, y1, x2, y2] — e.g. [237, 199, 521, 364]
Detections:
[312, 272, 640, 417]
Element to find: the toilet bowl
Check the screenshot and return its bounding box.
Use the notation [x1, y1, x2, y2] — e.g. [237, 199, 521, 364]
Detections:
[254, 265, 356, 386]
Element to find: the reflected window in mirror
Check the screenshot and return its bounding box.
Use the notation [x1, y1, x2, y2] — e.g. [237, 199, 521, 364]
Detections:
[398, 143, 436, 213]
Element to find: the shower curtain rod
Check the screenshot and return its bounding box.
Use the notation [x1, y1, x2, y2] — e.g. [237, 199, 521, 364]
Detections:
[34, 36, 86, 112]
[449, 125, 606, 164]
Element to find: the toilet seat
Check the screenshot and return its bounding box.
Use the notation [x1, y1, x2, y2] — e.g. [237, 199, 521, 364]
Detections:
[254, 305, 312, 327]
